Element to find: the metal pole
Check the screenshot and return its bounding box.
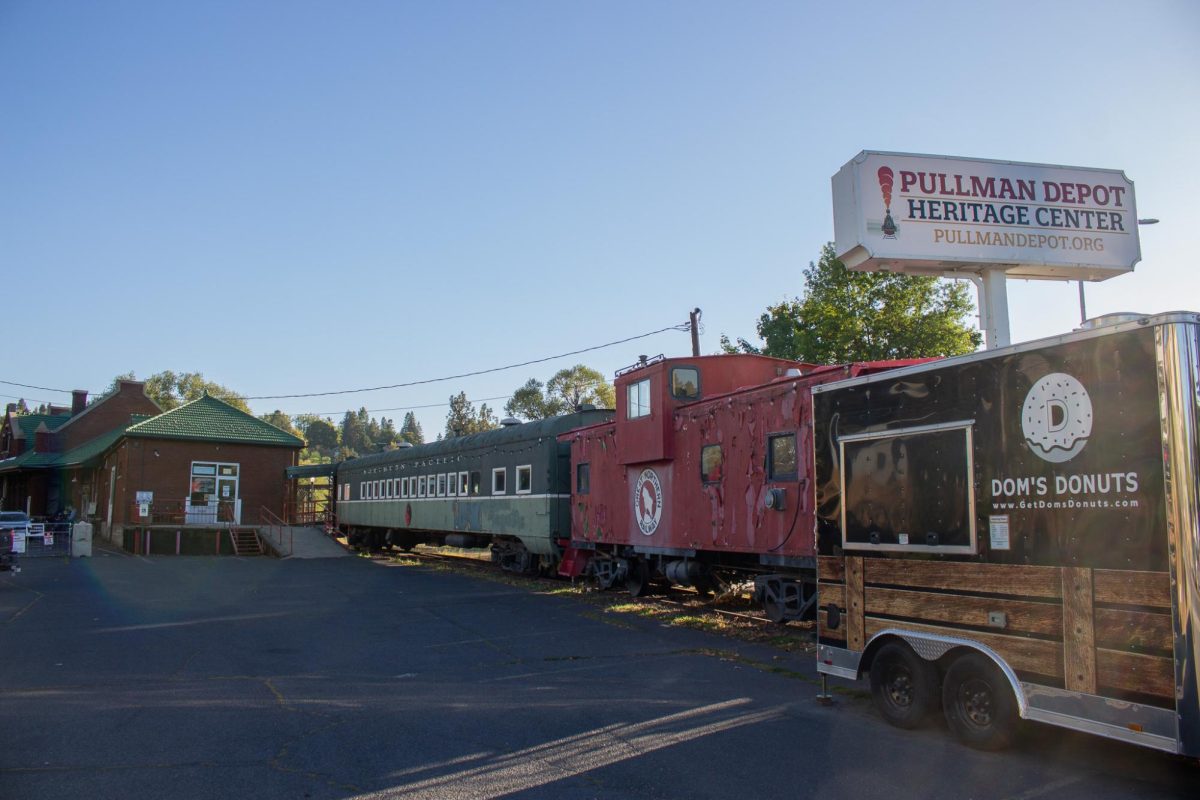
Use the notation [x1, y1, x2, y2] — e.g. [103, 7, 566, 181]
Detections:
[980, 269, 1011, 349]
[1078, 281, 1088, 325]
[689, 308, 701, 357]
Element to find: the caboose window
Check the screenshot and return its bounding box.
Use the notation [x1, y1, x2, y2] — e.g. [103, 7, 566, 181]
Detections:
[492, 467, 507, 495]
[627, 379, 651, 418]
[768, 433, 798, 481]
[576, 463, 590, 494]
[670, 367, 700, 400]
[516, 465, 532, 494]
[701, 445, 723, 483]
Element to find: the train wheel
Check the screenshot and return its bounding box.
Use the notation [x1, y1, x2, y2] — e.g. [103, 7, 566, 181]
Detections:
[869, 641, 939, 729]
[626, 559, 650, 598]
[941, 652, 1018, 750]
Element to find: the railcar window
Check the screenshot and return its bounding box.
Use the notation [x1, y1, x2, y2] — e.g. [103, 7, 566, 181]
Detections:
[446, 473, 456, 497]
[701, 445, 723, 483]
[768, 434, 798, 481]
[626, 378, 651, 419]
[418, 476, 426, 498]
[492, 467, 506, 495]
[408, 477, 416, 497]
[358, 482, 364, 500]
[391, 478, 398, 497]
[458, 471, 469, 495]
[670, 367, 700, 400]
[516, 465, 532, 494]
[435, 474, 445, 496]
[577, 463, 590, 494]
[400, 478, 408, 499]
[471, 471, 481, 494]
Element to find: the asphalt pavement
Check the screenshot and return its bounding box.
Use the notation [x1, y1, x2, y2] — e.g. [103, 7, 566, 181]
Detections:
[0, 545, 1193, 799]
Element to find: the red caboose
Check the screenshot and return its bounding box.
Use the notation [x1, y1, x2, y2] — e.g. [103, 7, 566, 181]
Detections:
[560, 353, 925, 620]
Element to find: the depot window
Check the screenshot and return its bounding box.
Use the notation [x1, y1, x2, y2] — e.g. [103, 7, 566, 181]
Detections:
[516, 465, 532, 494]
[492, 467, 507, 495]
[577, 463, 590, 495]
[701, 445, 723, 483]
[670, 367, 700, 400]
[627, 378, 651, 419]
[768, 433, 798, 481]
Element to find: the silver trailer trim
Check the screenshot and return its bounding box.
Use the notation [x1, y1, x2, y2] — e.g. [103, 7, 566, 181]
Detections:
[1157, 320, 1200, 757]
[1023, 684, 1178, 754]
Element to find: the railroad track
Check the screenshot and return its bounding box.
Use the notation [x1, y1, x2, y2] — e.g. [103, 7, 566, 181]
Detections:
[369, 545, 810, 633]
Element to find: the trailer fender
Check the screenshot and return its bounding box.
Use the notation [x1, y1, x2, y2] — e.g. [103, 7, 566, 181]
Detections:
[862, 629, 1029, 718]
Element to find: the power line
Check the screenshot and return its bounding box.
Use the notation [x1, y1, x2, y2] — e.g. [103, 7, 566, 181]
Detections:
[243, 322, 688, 400]
[0, 379, 76, 394]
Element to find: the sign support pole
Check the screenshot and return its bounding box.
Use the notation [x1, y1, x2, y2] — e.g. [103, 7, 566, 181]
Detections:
[979, 269, 1011, 349]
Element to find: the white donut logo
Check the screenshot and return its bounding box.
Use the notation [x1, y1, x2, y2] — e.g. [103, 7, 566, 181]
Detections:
[1021, 372, 1093, 463]
[634, 469, 663, 535]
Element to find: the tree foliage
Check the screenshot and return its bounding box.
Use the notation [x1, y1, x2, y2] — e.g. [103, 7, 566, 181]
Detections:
[399, 411, 425, 445]
[102, 370, 251, 412]
[259, 410, 299, 437]
[721, 243, 982, 362]
[444, 392, 498, 438]
[504, 365, 615, 421]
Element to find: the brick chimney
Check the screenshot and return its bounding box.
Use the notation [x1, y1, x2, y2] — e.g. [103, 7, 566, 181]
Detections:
[34, 426, 54, 453]
[4, 403, 14, 414]
[72, 389, 88, 416]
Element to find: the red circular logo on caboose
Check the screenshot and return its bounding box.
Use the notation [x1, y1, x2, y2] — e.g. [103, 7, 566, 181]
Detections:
[634, 469, 663, 536]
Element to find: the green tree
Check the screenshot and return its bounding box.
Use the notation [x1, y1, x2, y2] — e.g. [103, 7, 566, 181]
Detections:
[103, 370, 251, 412]
[259, 410, 299, 437]
[504, 365, 615, 421]
[504, 378, 557, 420]
[444, 392, 499, 438]
[399, 411, 425, 445]
[721, 243, 982, 362]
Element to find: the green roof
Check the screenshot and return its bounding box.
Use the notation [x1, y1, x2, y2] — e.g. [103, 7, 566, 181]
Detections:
[126, 394, 304, 448]
[14, 413, 70, 439]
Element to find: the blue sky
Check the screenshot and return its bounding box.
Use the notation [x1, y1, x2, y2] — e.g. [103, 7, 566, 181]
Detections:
[3, 1, 1198, 435]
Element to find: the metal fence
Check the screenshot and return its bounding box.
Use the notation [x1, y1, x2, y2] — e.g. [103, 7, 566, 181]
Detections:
[17, 522, 72, 557]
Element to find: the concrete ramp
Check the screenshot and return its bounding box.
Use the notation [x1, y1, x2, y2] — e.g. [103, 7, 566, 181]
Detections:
[279, 526, 352, 559]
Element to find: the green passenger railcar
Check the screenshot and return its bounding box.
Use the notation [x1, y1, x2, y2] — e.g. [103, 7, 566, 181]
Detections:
[335, 410, 612, 571]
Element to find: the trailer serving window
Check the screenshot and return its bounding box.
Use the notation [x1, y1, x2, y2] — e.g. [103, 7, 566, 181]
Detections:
[838, 420, 976, 554]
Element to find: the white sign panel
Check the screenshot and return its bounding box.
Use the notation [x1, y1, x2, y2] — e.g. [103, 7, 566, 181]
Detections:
[833, 151, 1140, 280]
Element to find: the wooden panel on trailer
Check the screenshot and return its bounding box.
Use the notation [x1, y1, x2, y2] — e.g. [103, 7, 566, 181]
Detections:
[864, 617, 1063, 678]
[864, 587, 1063, 637]
[819, 584, 848, 641]
[1094, 608, 1174, 652]
[1062, 567, 1097, 694]
[846, 556, 865, 652]
[1093, 570, 1171, 608]
[1096, 648, 1175, 699]
[865, 559, 1062, 599]
[818, 556, 845, 583]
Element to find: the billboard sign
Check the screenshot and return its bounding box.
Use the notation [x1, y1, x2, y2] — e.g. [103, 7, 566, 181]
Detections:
[832, 151, 1140, 280]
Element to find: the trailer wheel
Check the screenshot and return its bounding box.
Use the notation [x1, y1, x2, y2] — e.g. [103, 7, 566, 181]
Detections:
[869, 641, 939, 729]
[941, 652, 1018, 750]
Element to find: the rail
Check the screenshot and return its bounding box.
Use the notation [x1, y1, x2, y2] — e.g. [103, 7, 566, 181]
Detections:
[258, 506, 292, 557]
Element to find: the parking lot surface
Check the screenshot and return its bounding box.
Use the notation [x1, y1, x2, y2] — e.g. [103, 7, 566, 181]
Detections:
[0, 546, 1193, 799]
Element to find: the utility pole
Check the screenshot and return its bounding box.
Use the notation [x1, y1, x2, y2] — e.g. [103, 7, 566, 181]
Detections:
[689, 308, 702, 357]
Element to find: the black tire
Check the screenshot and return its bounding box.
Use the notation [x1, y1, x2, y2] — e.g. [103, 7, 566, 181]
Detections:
[626, 559, 650, 598]
[941, 652, 1018, 750]
[869, 641, 940, 729]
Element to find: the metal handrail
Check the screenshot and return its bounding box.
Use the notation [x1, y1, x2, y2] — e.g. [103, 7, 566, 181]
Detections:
[258, 506, 292, 556]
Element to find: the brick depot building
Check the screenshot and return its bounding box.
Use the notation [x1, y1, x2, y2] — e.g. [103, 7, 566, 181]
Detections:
[0, 381, 303, 543]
